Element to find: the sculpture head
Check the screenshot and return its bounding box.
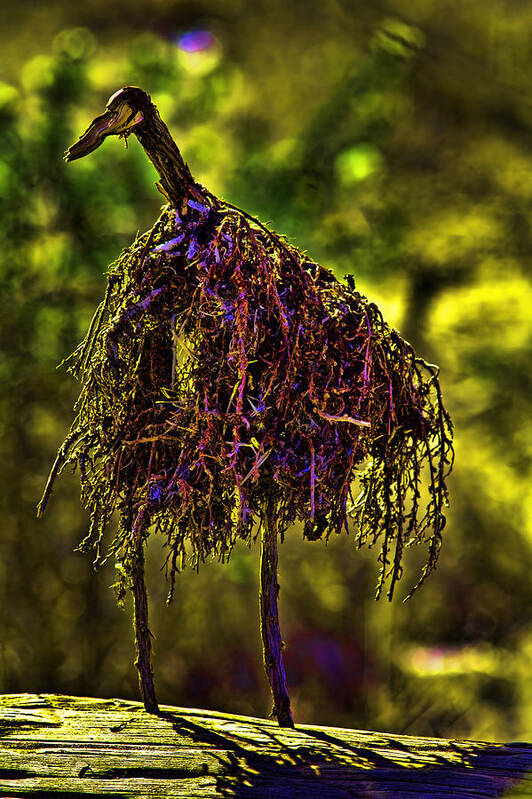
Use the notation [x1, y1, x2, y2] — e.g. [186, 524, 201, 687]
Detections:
[65, 86, 153, 162]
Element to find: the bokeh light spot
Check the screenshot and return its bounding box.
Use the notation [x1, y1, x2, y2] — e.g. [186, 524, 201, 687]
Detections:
[373, 18, 426, 57]
[179, 30, 215, 53]
[21, 55, 54, 91]
[0, 82, 19, 113]
[176, 29, 221, 75]
[336, 144, 383, 185]
[53, 28, 96, 61]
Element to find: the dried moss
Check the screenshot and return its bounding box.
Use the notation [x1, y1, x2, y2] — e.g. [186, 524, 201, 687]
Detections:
[39, 192, 453, 602]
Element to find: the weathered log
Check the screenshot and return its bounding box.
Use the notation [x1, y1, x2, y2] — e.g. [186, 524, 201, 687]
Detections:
[0, 693, 530, 797]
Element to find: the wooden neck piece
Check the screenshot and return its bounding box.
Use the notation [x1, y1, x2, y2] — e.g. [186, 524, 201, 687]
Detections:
[134, 106, 196, 208]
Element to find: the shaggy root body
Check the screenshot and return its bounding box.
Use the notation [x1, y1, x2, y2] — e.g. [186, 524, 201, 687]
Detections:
[40, 193, 453, 603]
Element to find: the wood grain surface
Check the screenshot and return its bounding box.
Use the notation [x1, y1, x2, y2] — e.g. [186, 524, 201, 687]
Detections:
[0, 693, 530, 797]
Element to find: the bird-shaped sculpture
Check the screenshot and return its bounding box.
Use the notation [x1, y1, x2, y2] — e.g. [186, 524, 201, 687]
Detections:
[39, 87, 453, 728]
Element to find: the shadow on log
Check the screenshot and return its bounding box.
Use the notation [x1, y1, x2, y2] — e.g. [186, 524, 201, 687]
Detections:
[0, 694, 530, 797]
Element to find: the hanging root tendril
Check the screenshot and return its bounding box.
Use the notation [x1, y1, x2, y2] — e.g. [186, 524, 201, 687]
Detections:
[39, 194, 453, 604]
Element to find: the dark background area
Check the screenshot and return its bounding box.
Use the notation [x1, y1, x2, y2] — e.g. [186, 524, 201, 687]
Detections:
[1, 0, 531, 741]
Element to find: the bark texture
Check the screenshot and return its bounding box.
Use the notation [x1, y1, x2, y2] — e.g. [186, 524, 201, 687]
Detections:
[134, 110, 197, 208]
[130, 540, 158, 714]
[0, 693, 530, 798]
[259, 515, 294, 728]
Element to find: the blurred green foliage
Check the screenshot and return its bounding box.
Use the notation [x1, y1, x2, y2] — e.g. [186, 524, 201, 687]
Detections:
[1, 1, 531, 743]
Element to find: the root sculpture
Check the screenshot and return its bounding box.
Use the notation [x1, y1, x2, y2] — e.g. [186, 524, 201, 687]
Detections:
[39, 87, 453, 727]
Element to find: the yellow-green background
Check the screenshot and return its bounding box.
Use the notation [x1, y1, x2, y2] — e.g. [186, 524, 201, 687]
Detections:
[1, 0, 531, 742]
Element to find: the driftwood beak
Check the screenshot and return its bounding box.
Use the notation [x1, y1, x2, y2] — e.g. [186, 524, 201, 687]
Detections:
[65, 104, 144, 162]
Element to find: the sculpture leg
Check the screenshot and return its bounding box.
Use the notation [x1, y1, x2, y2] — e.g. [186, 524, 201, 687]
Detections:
[259, 516, 294, 728]
[130, 541, 159, 713]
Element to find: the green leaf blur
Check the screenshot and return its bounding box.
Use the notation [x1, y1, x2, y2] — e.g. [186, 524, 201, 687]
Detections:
[1, 2, 531, 742]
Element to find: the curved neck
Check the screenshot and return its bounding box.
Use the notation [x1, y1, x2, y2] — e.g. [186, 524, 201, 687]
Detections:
[134, 107, 195, 207]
